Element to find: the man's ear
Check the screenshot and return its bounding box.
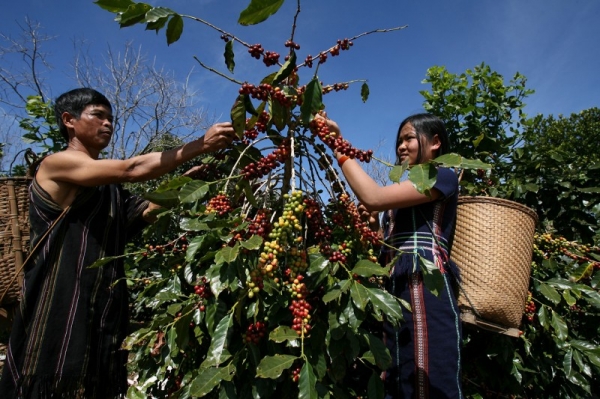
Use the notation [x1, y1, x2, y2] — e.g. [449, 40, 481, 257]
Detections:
[62, 112, 76, 128]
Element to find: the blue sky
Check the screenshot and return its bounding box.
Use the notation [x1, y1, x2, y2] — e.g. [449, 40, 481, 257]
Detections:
[1, 0, 599, 161]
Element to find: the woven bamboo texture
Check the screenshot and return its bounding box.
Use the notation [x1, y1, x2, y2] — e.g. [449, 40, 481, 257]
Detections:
[0, 177, 31, 306]
[452, 196, 538, 329]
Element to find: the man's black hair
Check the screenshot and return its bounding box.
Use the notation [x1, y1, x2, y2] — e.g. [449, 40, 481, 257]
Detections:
[54, 88, 112, 141]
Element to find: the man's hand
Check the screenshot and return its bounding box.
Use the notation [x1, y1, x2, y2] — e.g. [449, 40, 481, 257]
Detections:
[200, 122, 237, 153]
[142, 201, 162, 223]
[358, 203, 380, 229]
[182, 165, 204, 179]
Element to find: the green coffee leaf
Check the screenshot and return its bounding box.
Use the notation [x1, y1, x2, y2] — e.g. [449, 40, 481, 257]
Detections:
[256, 354, 298, 379]
[238, 0, 284, 25]
[298, 362, 317, 399]
[224, 40, 235, 73]
[179, 180, 209, 203]
[166, 14, 183, 45]
[300, 78, 322, 125]
[206, 314, 233, 366]
[351, 259, 388, 277]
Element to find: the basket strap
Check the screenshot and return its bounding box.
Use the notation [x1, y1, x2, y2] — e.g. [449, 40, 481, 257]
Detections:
[0, 205, 71, 304]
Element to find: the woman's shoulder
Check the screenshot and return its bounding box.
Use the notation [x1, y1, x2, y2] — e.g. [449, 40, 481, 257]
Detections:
[433, 167, 459, 199]
[437, 167, 459, 179]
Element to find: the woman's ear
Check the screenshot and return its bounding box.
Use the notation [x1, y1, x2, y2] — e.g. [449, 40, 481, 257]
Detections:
[431, 134, 441, 151]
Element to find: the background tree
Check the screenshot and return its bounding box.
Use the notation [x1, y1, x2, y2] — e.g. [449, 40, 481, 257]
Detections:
[421, 63, 533, 197]
[0, 19, 211, 175]
[512, 109, 600, 244]
[0, 18, 54, 174]
[72, 40, 212, 160]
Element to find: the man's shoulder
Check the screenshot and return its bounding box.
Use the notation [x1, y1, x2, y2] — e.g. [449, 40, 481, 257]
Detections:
[44, 149, 93, 163]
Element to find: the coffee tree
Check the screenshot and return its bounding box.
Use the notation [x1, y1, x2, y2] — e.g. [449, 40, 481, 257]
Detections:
[94, 1, 486, 398]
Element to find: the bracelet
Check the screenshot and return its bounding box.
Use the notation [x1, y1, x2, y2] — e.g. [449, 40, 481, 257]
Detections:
[338, 155, 350, 167]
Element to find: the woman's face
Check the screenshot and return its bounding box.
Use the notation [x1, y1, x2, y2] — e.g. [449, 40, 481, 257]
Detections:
[396, 122, 440, 165]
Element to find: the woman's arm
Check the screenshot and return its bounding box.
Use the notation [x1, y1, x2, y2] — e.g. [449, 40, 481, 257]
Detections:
[319, 115, 440, 211]
[337, 157, 441, 211]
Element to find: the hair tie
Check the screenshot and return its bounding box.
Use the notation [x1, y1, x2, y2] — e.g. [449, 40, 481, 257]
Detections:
[338, 155, 350, 167]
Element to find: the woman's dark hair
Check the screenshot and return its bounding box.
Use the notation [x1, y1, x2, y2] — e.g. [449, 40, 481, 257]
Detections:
[54, 88, 112, 141]
[395, 113, 450, 165]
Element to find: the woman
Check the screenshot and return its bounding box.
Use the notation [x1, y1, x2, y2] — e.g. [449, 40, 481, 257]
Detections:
[319, 112, 462, 398]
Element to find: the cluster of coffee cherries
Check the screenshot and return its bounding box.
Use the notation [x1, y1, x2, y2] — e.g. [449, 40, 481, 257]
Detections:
[244, 111, 270, 141]
[329, 241, 355, 264]
[246, 269, 265, 299]
[523, 291, 536, 323]
[248, 43, 264, 59]
[272, 86, 296, 108]
[335, 38, 353, 51]
[247, 43, 280, 66]
[304, 38, 354, 68]
[243, 321, 267, 345]
[322, 82, 350, 94]
[337, 193, 379, 248]
[289, 300, 312, 336]
[241, 139, 291, 180]
[142, 237, 189, 258]
[304, 55, 314, 68]
[281, 246, 309, 284]
[194, 277, 212, 312]
[193, 277, 212, 299]
[290, 364, 302, 383]
[239, 82, 298, 108]
[269, 191, 304, 246]
[263, 51, 280, 66]
[246, 209, 272, 239]
[319, 194, 380, 264]
[258, 240, 283, 278]
[303, 197, 332, 244]
[239, 82, 272, 102]
[284, 40, 300, 50]
[205, 193, 234, 216]
[166, 369, 184, 395]
[308, 117, 373, 162]
[288, 276, 312, 336]
[533, 233, 600, 269]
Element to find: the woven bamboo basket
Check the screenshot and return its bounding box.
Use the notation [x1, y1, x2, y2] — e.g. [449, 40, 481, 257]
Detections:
[0, 177, 32, 306]
[451, 196, 538, 335]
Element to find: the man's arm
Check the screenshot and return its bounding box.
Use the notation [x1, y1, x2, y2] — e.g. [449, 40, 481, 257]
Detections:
[39, 122, 236, 188]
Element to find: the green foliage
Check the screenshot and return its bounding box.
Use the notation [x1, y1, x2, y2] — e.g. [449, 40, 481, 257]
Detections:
[238, 0, 285, 26]
[19, 95, 66, 156]
[421, 63, 533, 197]
[511, 109, 600, 244]
[462, 234, 600, 398]
[421, 64, 600, 397]
[94, 0, 285, 46]
[120, 183, 398, 398]
[93, 0, 600, 396]
[94, 2, 414, 397]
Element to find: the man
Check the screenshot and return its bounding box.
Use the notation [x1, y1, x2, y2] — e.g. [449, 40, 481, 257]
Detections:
[0, 88, 236, 398]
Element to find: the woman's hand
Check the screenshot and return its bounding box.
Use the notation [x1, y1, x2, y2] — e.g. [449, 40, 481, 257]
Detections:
[315, 112, 342, 138]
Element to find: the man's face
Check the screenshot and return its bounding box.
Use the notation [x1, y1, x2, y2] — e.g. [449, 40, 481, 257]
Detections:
[69, 104, 114, 150]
